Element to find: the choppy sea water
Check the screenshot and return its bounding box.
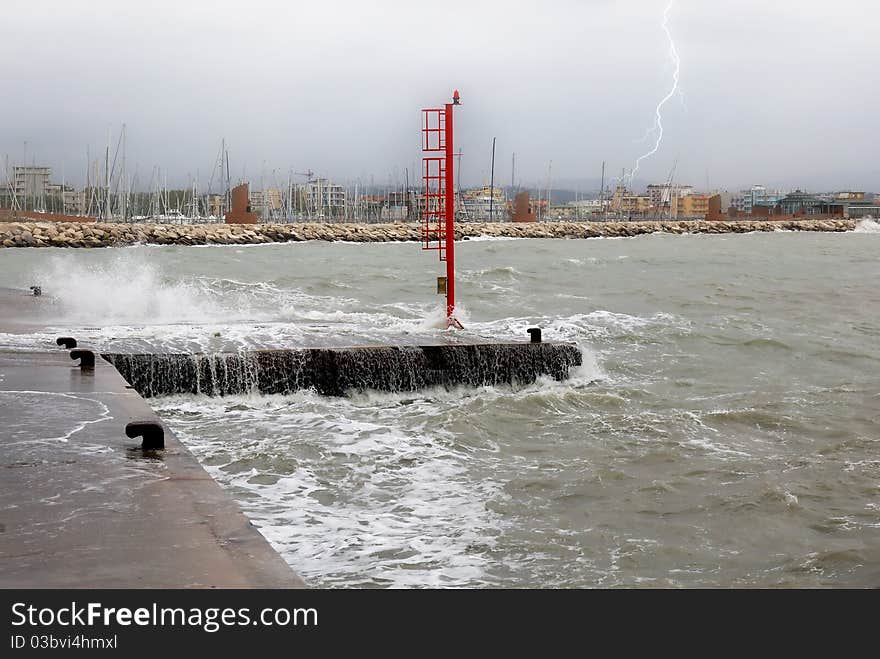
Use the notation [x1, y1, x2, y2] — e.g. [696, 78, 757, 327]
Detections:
[1, 221, 878, 587]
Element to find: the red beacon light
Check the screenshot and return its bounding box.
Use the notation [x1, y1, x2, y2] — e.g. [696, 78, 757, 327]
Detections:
[452, 90, 461, 105]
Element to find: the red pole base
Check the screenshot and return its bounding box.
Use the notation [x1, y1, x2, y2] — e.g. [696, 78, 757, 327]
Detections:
[446, 306, 464, 329]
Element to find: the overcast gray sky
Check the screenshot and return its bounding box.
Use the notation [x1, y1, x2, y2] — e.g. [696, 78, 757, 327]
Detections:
[2, 0, 878, 193]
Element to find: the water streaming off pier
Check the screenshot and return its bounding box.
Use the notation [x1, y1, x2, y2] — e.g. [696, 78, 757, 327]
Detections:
[2, 229, 879, 587]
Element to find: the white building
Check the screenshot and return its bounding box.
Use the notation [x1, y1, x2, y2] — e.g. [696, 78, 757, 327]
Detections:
[305, 178, 347, 219]
[732, 185, 787, 213]
[13, 166, 52, 198]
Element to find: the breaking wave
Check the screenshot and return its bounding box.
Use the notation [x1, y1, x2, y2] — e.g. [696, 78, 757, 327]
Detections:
[854, 218, 880, 233]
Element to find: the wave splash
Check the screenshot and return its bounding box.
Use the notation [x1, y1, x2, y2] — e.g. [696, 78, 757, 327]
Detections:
[854, 218, 880, 234]
[41, 254, 228, 325]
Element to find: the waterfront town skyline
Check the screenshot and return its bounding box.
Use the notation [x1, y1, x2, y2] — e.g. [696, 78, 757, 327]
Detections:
[3, 157, 877, 224]
[4, 141, 879, 199]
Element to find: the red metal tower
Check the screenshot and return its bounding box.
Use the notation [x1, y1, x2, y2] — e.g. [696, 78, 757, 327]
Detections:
[421, 90, 463, 329]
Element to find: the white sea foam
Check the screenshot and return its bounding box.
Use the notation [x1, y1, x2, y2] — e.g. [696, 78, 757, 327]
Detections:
[853, 218, 880, 233]
[41, 254, 219, 325]
[462, 235, 526, 242]
[151, 336, 605, 583]
[153, 391, 506, 587]
[459, 265, 522, 280]
[682, 437, 751, 459]
[584, 309, 683, 331]
[149, 335, 605, 588]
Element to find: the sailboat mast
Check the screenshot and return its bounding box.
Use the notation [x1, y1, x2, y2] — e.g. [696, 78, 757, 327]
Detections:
[105, 129, 111, 221]
[85, 146, 92, 217]
[23, 141, 28, 212]
[224, 142, 231, 216]
[489, 137, 496, 222]
[121, 124, 126, 221]
[511, 152, 515, 192]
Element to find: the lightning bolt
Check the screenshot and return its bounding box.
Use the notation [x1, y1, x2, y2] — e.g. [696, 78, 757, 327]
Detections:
[629, 0, 680, 185]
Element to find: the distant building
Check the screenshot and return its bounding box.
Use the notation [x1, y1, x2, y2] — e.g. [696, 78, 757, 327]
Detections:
[647, 184, 694, 210]
[675, 193, 710, 217]
[646, 184, 669, 209]
[706, 193, 733, 221]
[62, 190, 87, 215]
[305, 178, 346, 219]
[360, 195, 387, 221]
[610, 185, 651, 215]
[509, 191, 537, 222]
[564, 199, 606, 219]
[247, 188, 281, 219]
[0, 182, 14, 208]
[828, 192, 875, 218]
[711, 189, 847, 221]
[380, 192, 409, 222]
[461, 186, 507, 221]
[205, 194, 226, 218]
[13, 166, 52, 199]
[732, 185, 787, 214]
[846, 204, 878, 219]
[225, 183, 259, 224]
[777, 190, 825, 215]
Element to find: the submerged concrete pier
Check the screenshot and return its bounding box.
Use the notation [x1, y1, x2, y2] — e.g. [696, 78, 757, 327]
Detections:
[0, 348, 305, 588]
[103, 343, 583, 397]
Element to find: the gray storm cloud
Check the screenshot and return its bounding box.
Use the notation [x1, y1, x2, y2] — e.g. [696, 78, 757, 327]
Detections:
[1, 0, 877, 192]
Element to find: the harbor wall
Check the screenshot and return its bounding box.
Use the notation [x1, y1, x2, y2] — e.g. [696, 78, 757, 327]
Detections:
[102, 343, 584, 398]
[0, 218, 857, 247]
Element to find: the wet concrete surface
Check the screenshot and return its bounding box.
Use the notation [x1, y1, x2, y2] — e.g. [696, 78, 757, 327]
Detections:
[0, 286, 59, 335]
[0, 348, 305, 588]
[0, 285, 575, 588]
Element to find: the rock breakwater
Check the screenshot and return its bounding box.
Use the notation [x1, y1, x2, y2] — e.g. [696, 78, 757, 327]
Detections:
[0, 218, 856, 248]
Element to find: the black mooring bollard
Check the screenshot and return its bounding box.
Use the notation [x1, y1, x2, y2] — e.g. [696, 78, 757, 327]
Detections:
[70, 349, 95, 371]
[527, 327, 542, 343]
[126, 421, 165, 450]
[57, 336, 77, 349]
[29, 286, 42, 297]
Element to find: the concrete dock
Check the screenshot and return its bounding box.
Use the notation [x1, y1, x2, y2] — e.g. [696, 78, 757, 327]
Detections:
[0, 288, 580, 588]
[0, 348, 305, 588]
